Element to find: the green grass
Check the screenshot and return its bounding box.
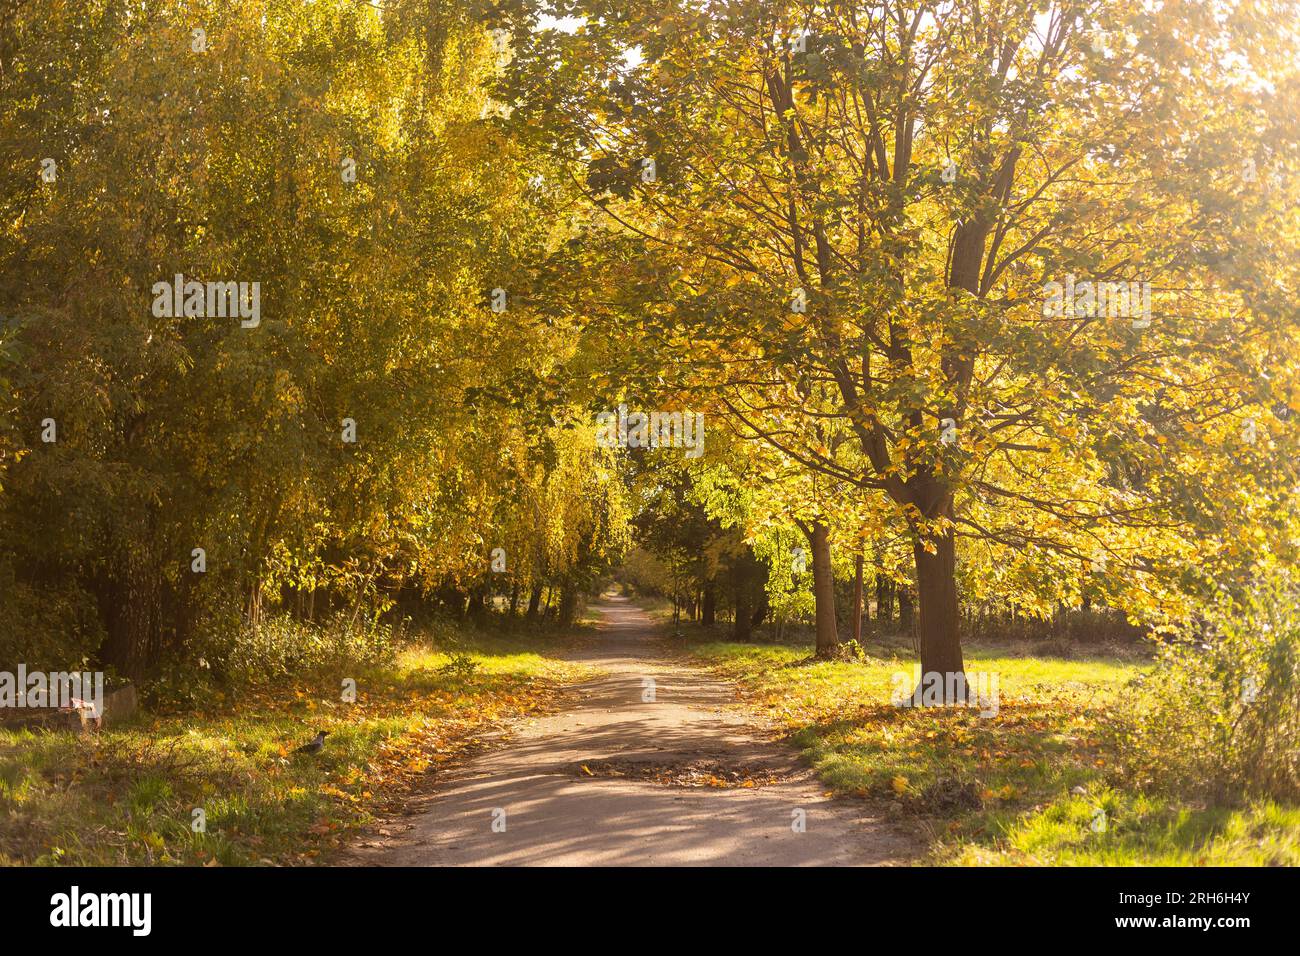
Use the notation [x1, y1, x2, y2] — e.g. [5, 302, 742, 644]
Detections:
[0, 632, 589, 866]
[948, 791, 1300, 865]
[692, 638, 1300, 866]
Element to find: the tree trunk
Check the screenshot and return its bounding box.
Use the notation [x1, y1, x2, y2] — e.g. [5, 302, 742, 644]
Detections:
[852, 552, 864, 644]
[909, 529, 966, 703]
[96, 545, 161, 680]
[808, 521, 839, 658]
[467, 582, 489, 622]
[525, 583, 543, 620]
[557, 584, 578, 626]
[701, 580, 716, 627]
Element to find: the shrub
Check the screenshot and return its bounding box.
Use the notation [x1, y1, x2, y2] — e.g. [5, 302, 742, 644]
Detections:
[437, 653, 480, 680]
[1109, 576, 1300, 803]
[192, 612, 400, 687]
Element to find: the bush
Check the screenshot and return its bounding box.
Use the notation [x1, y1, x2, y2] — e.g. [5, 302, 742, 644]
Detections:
[1109, 577, 1300, 803]
[0, 579, 104, 672]
[194, 612, 401, 687]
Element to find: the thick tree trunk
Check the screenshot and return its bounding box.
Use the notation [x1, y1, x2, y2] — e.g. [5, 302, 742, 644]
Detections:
[467, 582, 490, 622]
[732, 598, 752, 640]
[557, 584, 578, 626]
[525, 583, 543, 620]
[96, 545, 162, 680]
[808, 521, 840, 658]
[909, 529, 966, 703]
[701, 580, 716, 626]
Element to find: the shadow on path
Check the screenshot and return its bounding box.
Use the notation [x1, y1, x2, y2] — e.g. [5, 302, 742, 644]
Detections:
[343, 597, 916, 866]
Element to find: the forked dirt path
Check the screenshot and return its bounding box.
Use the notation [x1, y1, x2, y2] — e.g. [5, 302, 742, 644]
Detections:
[345, 596, 915, 866]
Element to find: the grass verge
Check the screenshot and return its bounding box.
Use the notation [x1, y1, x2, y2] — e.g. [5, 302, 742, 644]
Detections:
[691, 639, 1300, 865]
[0, 629, 589, 866]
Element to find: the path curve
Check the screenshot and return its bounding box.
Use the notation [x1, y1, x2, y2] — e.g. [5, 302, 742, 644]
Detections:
[345, 597, 914, 866]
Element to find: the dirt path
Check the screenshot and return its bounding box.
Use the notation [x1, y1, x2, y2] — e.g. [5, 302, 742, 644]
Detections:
[345, 597, 915, 866]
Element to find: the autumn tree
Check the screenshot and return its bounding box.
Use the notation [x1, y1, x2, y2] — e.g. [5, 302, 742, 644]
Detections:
[496, 0, 1300, 700]
[0, 1, 627, 674]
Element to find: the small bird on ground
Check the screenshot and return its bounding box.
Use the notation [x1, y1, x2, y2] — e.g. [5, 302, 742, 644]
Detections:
[293, 730, 330, 755]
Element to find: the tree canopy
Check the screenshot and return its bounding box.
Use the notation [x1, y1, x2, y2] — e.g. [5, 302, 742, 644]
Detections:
[1, 0, 1298, 707]
[494, 0, 1300, 694]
